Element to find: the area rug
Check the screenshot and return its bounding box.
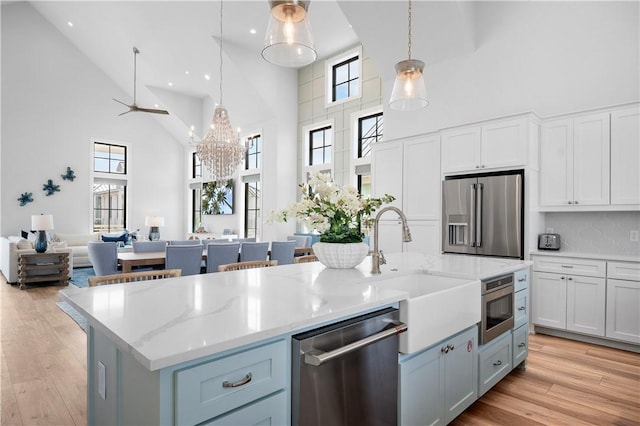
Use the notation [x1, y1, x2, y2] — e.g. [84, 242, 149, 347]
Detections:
[57, 301, 88, 332]
[70, 267, 95, 288]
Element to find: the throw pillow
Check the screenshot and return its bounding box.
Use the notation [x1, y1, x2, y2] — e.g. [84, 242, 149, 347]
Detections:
[16, 239, 33, 249]
[50, 241, 68, 249]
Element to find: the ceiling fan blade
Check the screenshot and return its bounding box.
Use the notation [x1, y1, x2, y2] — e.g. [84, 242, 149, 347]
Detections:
[135, 106, 169, 115]
[118, 109, 133, 116]
[112, 97, 129, 107]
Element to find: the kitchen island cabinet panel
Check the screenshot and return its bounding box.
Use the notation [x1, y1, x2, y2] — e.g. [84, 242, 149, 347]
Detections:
[202, 391, 287, 426]
[512, 325, 529, 368]
[399, 325, 477, 426]
[478, 332, 512, 396]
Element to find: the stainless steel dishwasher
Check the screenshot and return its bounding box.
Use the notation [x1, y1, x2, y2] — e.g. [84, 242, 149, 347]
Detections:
[292, 307, 407, 426]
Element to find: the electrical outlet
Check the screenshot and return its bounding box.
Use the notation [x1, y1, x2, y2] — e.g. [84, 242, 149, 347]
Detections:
[631, 230, 639, 242]
[546, 227, 554, 233]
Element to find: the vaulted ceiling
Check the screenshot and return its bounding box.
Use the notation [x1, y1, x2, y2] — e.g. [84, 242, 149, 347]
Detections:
[26, 1, 476, 144]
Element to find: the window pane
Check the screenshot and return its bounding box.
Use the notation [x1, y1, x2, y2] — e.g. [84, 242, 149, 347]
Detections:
[335, 83, 348, 101]
[312, 131, 324, 148]
[324, 146, 332, 163]
[349, 80, 359, 97]
[312, 148, 324, 165]
[93, 183, 126, 233]
[324, 130, 332, 147]
[349, 60, 360, 79]
[335, 64, 348, 84]
[94, 158, 109, 173]
[256, 153, 261, 168]
[361, 117, 375, 136]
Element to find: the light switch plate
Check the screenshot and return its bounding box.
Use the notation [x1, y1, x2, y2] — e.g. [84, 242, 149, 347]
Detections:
[97, 361, 106, 400]
[631, 230, 639, 242]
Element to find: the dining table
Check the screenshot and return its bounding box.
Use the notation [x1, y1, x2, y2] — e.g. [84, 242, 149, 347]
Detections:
[117, 247, 314, 273]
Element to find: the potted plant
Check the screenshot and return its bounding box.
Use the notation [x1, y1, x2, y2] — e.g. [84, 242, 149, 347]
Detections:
[269, 172, 395, 268]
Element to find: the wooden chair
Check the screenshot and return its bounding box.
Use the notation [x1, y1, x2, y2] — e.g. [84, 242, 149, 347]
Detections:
[88, 269, 182, 286]
[218, 260, 277, 272]
[294, 255, 318, 263]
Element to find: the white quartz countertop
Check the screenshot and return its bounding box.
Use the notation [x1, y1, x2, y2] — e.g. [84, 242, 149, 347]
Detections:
[530, 250, 639, 263]
[59, 253, 529, 371]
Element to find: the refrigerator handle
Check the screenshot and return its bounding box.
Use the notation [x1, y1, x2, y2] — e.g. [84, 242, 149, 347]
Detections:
[476, 183, 484, 247]
[469, 183, 476, 247]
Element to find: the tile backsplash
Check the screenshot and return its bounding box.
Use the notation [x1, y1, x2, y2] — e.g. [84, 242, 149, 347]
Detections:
[544, 212, 640, 256]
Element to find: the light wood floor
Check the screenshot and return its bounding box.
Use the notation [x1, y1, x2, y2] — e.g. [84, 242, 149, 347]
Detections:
[1, 277, 639, 426]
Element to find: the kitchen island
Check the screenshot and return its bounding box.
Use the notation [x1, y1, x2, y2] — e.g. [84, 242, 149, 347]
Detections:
[59, 252, 530, 425]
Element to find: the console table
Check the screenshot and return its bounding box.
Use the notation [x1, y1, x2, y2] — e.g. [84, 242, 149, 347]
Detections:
[17, 252, 69, 290]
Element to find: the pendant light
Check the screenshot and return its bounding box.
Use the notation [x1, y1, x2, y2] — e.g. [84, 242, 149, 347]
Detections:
[196, 0, 246, 183]
[389, 0, 428, 111]
[261, 0, 317, 68]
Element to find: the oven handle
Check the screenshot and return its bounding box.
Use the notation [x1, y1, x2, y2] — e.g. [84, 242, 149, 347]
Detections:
[304, 323, 407, 367]
[483, 283, 514, 300]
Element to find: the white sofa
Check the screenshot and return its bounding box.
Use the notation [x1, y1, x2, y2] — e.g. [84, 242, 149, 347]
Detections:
[51, 232, 102, 267]
[0, 236, 74, 284]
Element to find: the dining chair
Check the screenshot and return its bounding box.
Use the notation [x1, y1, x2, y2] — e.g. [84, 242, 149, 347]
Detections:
[132, 240, 168, 253]
[218, 260, 278, 272]
[165, 245, 203, 276]
[169, 239, 202, 246]
[240, 242, 269, 262]
[87, 241, 119, 276]
[270, 241, 296, 265]
[206, 243, 240, 273]
[293, 255, 318, 263]
[88, 269, 181, 286]
[288, 235, 312, 248]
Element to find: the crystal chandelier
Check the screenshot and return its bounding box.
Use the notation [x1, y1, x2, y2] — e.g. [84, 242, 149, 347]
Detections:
[389, 0, 428, 111]
[196, 0, 246, 182]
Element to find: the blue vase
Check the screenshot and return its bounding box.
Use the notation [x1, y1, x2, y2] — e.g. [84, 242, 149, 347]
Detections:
[34, 230, 48, 253]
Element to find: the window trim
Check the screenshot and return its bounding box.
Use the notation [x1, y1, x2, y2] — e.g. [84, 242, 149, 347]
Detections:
[324, 46, 363, 108]
[91, 138, 130, 234]
[302, 120, 335, 177]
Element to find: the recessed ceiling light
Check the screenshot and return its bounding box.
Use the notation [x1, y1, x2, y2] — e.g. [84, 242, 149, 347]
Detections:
[204, 74, 211, 81]
[154, 104, 159, 108]
[67, 21, 74, 27]
[249, 28, 257, 35]
[168, 82, 173, 86]
[185, 70, 190, 75]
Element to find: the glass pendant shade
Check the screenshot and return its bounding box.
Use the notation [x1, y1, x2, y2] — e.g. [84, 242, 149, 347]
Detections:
[262, 0, 317, 68]
[389, 59, 428, 111]
[196, 105, 246, 183]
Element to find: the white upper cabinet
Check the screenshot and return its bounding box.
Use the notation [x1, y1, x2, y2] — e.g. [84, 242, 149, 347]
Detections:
[540, 112, 610, 207]
[441, 117, 530, 174]
[611, 107, 640, 205]
[371, 141, 403, 210]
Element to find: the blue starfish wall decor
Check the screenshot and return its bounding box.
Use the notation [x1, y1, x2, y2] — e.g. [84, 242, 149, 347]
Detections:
[43, 179, 60, 196]
[18, 192, 34, 206]
[61, 167, 76, 181]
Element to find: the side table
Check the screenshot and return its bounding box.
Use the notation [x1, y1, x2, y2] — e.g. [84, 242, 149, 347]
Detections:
[17, 252, 70, 290]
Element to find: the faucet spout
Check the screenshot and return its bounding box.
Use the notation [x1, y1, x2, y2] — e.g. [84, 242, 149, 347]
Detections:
[371, 206, 412, 275]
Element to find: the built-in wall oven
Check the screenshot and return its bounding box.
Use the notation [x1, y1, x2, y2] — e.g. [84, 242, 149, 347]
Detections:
[480, 273, 515, 345]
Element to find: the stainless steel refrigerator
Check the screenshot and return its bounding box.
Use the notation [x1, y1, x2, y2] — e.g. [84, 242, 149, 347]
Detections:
[442, 170, 524, 259]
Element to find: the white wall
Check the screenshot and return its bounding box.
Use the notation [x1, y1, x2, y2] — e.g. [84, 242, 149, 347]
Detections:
[384, 1, 640, 140]
[1, 3, 185, 239]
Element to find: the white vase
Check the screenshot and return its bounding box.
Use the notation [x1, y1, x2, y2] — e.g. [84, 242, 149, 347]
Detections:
[312, 242, 369, 269]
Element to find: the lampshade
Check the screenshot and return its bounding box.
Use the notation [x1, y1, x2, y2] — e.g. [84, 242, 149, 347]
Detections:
[145, 216, 165, 227]
[31, 214, 54, 231]
[389, 59, 429, 111]
[261, 0, 317, 68]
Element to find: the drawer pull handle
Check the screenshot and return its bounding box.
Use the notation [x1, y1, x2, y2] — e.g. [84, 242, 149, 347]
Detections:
[561, 265, 574, 268]
[493, 360, 502, 367]
[518, 343, 526, 348]
[517, 277, 527, 282]
[518, 306, 526, 311]
[223, 373, 252, 388]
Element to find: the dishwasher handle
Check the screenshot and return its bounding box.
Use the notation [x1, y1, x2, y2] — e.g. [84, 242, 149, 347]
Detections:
[303, 323, 407, 367]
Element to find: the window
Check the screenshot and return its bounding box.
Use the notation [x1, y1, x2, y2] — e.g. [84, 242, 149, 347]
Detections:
[244, 181, 261, 238]
[245, 135, 261, 170]
[358, 112, 383, 158]
[332, 55, 360, 102]
[357, 174, 371, 197]
[93, 142, 127, 233]
[192, 188, 202, 232]
[94, 142, 126, 174]
[325, 47, 362, 107]
[192, 152, 202, 179]
[309, 126, 332, 166]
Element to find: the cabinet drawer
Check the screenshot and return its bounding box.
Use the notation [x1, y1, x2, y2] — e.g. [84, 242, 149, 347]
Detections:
[533, 256, 606, 277]
[608, 261, 640, 281]
[203, 391, 287, 426]
[512, 325, 528, 368]
[514, 289, 529, 329]
[514, 268, 529, 292]
[478, 333, 512, 396]
[174, 340, 286, 426]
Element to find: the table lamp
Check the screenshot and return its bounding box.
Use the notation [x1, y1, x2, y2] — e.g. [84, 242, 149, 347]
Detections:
[145, 216, 164, 241]
[31, 214, 54, 253]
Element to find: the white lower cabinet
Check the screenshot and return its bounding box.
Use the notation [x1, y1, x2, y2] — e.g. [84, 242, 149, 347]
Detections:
[606, 278, 640, 344]
[566, 275, 606, 336]
[532, 271, 567, 329]
[478, 332, 512, 396]
[399, 326, 478, 426]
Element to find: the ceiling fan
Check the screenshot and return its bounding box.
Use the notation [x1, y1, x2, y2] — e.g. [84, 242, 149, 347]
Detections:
[113, 47, 169, 116]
